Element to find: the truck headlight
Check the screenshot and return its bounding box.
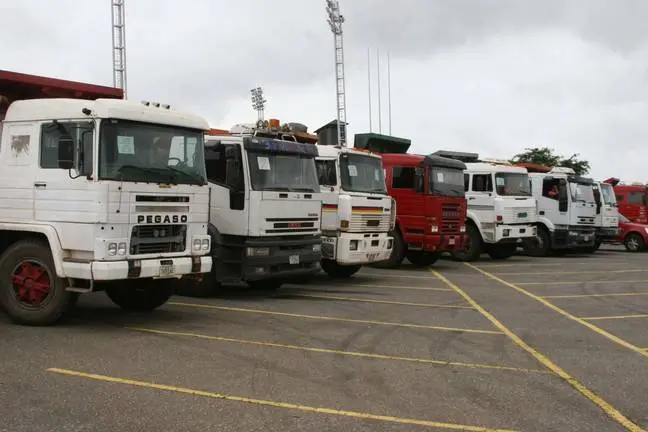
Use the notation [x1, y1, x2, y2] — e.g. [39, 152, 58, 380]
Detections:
[460, 225, 466, 233]
[201, 238, 210, 251]
[108, 242, 117, 256]
[431, 225, 439, 233]
[247, 247, 270, 257]
[313, 243, 321, 252]
[117, 242, 127, 255]
[349, 240, 358, 251]
[193, 238, 202, 251]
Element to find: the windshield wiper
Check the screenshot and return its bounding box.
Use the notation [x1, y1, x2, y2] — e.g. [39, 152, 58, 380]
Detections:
[118, 165, 176, 184]
[166, 166, 206, 185]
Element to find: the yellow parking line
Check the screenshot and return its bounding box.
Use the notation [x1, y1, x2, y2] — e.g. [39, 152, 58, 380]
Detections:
[433, 269, 645, 432]
[290, 294, 474, 310]
[359, 272, 438, 279]
[478, 260, 635, 269]
[542, 292, 648, 299]
[127, 327, 548, 374]
[466, 264, 648, 361]
[581, 314, 648, 321]
[167, 302, 502, 335]
[47, 368, 518, 431]
[494, 269, 648, 276]
[321, 283, 453, 292]
[516, 280, 648, 286]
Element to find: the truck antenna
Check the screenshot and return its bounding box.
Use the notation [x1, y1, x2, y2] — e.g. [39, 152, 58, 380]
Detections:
[326, 0, 347, 146]
[111, 0, 128, 98]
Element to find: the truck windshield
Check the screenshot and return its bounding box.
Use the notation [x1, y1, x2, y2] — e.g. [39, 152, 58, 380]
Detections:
[98, 119, 207, 185]
[600, 183, 617, 206]
[340, 154, 387, 194]
[569, 182, 595, 203]
[494, 172, 531, 196]
[247, 151, 319, 192]
[429, 167, 465, 197]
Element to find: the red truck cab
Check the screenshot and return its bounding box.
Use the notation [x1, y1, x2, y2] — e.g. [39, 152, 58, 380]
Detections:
[354, 133, 467, 268]
[603, 177, 648, 224]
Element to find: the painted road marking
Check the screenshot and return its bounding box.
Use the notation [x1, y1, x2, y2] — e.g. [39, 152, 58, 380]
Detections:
[477, 260, 638, 269]
[467, 264, 648, 360]
[287, 294, 474, 310]
[168, 302, 503, 335]
[580, 314, 648, 321]
[493, 269, 648, 276]
[305, 283, 453, 292]
[515, 280, 648, 286]
[358, 272, 439, 279]
[47, 368, 517, 432]
[127, 327, 547, 374]
[542, 292, 648, 299]
[433, 269, 646, 432]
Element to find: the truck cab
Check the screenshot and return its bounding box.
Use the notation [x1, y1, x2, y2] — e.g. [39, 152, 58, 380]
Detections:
[592, 181, 620, 249]
[522, 165, 597, 256]
[0, 70, 213, 325]
[313, 134, 395, 277]
[603, 178, 648, 224]
[178, 119, 322, 296]
[354, 133, 467, 268]
[438, 155, 538, 261]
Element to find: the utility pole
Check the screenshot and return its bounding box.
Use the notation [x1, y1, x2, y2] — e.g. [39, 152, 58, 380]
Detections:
[111, 0, 127, 98]
[325, 0, 347, 146]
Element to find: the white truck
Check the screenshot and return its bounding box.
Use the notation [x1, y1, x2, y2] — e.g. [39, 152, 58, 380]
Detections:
[522, 166, 597, 256]
[177, 119, 322, 296]
[313, 143, 395, 277]
[0, 94, 213, 326]
[590, 181, 620, 251]
[448, 157, 538, 261]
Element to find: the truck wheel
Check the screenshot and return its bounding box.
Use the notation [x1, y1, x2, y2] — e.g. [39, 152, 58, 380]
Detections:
[523, 226, 551, 257]
[0, 239, 76, 326]
[486, 244, 517, 260]
[321, 260, 361, 278]
[451, 224, 482, 262]
[105, 279, 174, 312]
[373, 230, 406, 269]
[249, 280, 283, 291]
[406, 251, 440, 267]
[624, 233, 644, 252]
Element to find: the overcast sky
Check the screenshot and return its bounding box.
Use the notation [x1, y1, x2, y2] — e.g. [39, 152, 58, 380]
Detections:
[2, 0, 647, 180]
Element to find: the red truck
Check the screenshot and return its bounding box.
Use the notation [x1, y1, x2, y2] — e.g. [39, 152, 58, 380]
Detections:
[603, 178, 648, 224]
[354, 133, 467, 268]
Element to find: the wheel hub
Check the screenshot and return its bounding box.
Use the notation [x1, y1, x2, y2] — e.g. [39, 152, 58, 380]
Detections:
[11, 261, 52, 306]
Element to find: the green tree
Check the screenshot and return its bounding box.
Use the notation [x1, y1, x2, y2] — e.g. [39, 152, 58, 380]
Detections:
[510, 147, 590, 176]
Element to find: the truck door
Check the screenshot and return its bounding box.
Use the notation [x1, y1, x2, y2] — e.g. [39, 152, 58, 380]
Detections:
[33, 121, 98, 224]
[1, 122, 36, 221]
[468, 172, 494, 225]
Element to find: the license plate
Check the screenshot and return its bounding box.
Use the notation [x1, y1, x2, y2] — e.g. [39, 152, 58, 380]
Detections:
[449, 238, 456, 245]
[518, 212, 527, 218]
[289, 255, 300, 265]
[159, 263, 175, 277]
[366, 253, 379, 261]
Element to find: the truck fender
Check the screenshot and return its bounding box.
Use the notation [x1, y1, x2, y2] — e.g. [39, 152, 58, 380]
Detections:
[207, 223, 224, 253]
[536, 216, 554, 232]
[0, 223, 66, 278]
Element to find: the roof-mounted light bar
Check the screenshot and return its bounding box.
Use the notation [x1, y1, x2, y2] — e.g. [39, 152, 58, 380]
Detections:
[141, 100, 171, 109]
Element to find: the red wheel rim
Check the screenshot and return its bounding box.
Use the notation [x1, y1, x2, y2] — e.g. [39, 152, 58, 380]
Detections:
[11, 260, 52, 307]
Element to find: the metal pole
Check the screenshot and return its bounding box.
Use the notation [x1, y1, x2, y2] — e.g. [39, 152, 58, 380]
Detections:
[387, 51, 392, 135]
[367, 48, 372, 132]
[377, 48, 382, 134]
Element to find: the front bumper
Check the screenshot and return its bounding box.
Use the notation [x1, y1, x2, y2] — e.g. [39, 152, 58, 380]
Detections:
[553, 226, 596, 248]
[62, 255, 212, 280]
[597, 226, 620, 241]
[406, 232, 466, 252]
[241, 236, 322, 282]
[323, 232, 393, 265]
[495, 224, 536, 243]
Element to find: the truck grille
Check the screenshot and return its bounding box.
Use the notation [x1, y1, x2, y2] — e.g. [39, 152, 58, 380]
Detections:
[441, 203, 462, 233]
[577, 216, 595, 225]
[349, 213, 391, 233]
[501, 206, 535, 224]
[130, 224, 186, 254]
[265, 217, 319, 234]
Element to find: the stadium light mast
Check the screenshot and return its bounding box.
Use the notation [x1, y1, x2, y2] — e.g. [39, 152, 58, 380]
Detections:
[250, 87, 267, 123]
[326, 0, 347, 146]
[111, 0, 128, 98]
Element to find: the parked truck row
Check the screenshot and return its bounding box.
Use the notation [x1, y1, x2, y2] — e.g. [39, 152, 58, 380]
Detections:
[0, 69, 633, 328]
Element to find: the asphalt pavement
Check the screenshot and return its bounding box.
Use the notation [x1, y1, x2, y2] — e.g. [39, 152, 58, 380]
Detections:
[1, 246, 647, 432]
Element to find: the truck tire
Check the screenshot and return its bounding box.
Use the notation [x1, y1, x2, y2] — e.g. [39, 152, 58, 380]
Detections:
[0, 239, 76, 326]
[451, 223, 482, 262]
[373, 230, 406, 269]
[485, 244, 517, 260]
[624, 233, 644, 253]
[406, 251, 440, 267]
[321, 260, 361, 278]
[105, 279, 174, 312]
[523, 226, 551, 257]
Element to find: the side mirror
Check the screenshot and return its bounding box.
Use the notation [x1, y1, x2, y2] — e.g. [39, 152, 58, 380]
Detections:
[57, 136, 74, 170]
[414, 169, 425, 193]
